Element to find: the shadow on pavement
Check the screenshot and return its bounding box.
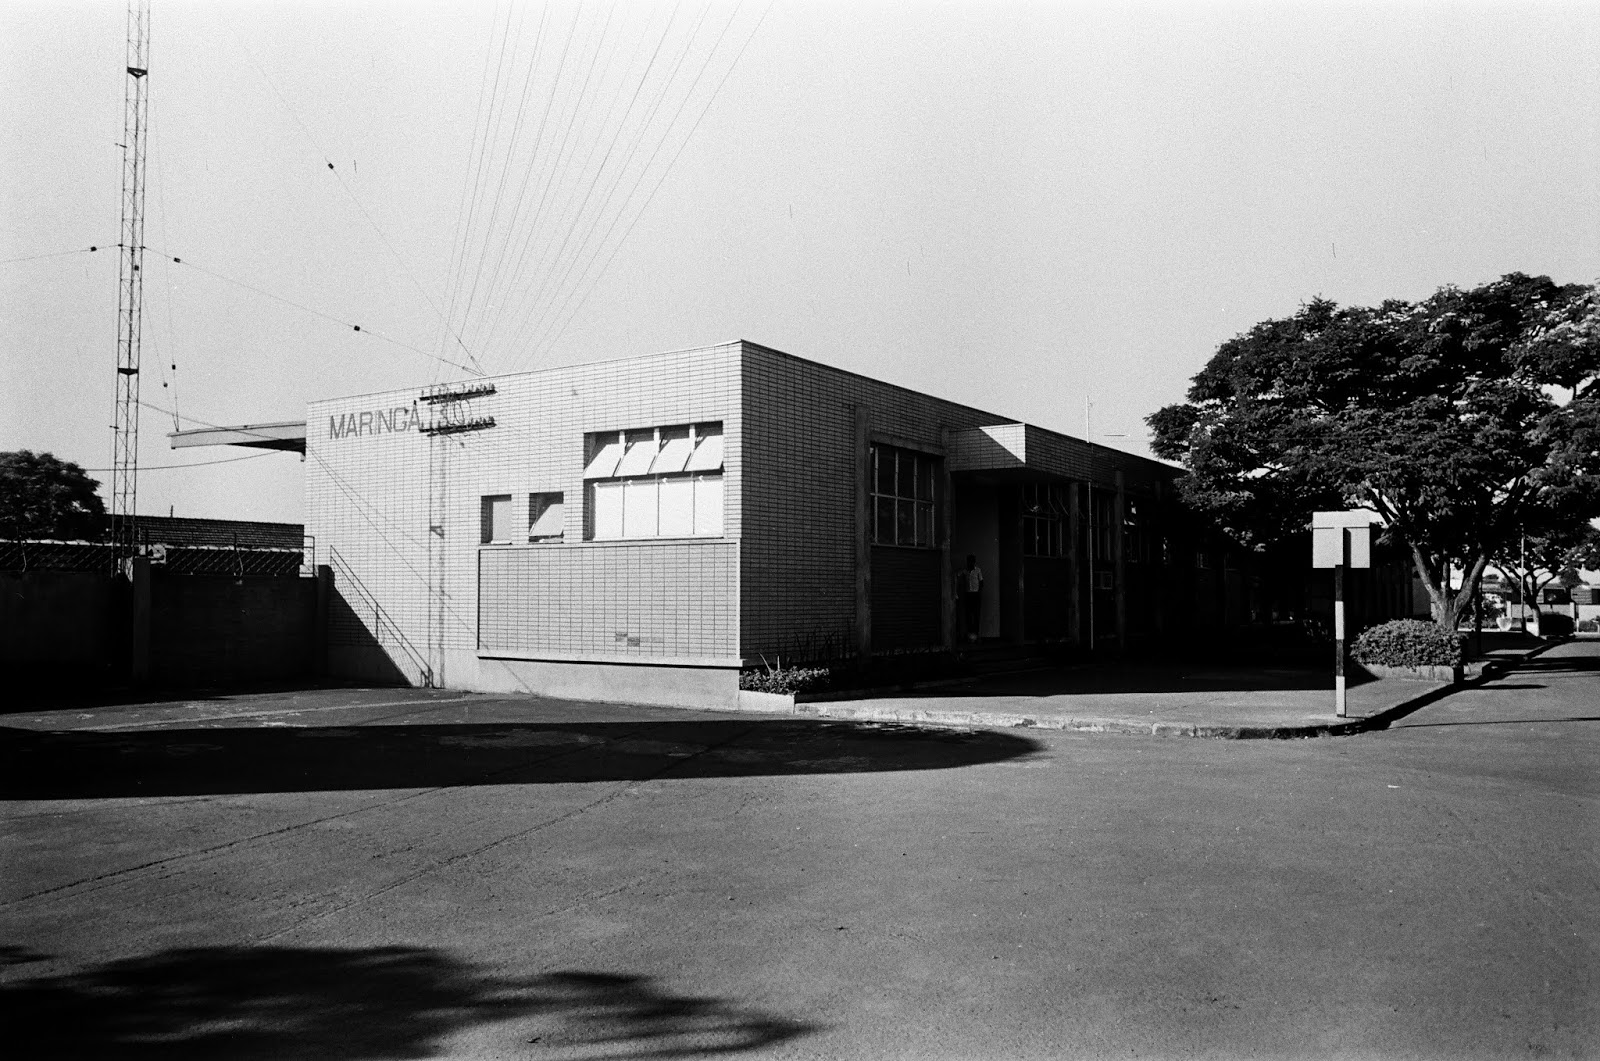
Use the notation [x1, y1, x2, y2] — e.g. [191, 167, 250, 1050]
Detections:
[1396, 716, 1599, 729]
[1500, 654, 1597, 676]
[0, 719, 1041, 800]
[2, 946, 815, 1059]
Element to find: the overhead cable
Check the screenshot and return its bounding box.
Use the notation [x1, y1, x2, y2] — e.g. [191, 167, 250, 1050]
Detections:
[143, 248, 483, 376]
[0, 246, 106, 266]
[232, 31, 486, 376]
[523, 0, 773, 366]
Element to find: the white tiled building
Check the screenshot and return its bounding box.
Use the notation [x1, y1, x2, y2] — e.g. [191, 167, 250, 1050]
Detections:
[306, 340, 1184, 708]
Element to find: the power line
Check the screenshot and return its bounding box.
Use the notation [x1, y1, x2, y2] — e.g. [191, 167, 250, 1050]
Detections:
[437, 0, 518, 384]
[77, 450, 278, 473]
[486, 1, 697, 363]
[231, 31, 486, 376]
[501, 0, 705, 360]
[0, 246, 107, 266]
[142, 248, 483, 376]
[524, 0, 773, 365]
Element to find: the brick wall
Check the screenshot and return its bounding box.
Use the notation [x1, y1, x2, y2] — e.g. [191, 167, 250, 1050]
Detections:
[0, 570, 120, 674]
[150, 572, 317, 684]
[479, 540, 737, 662]
[738, 343, 1012, 661]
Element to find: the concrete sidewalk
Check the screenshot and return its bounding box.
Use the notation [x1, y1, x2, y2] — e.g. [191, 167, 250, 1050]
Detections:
[756, 637, 1559, 739]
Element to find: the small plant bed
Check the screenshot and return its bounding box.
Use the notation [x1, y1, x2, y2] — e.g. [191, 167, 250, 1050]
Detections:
[739, 662, 833, 696]
[1352, 619, 1464, 681]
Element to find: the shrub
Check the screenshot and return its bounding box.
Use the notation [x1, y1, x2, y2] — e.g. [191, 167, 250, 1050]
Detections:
[739, 663, 832, 695]
[1351, 619, 1463, 668]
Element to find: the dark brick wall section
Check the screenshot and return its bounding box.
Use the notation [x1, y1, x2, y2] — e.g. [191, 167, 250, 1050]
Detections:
[0, 570, 120, 672]
[134, 516, 304, 551]
[870, 547, 942, 650]
[150, 573, 318, 684]
[739, 343, 1011, 662]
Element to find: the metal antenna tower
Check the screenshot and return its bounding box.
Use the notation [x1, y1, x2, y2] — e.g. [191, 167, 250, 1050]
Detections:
[111, 0, 151, 572]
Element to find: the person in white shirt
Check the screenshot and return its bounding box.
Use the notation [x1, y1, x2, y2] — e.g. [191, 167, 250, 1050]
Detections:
[957, 554, 983, 641]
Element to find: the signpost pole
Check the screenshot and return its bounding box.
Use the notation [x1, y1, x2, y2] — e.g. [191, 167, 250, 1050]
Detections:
[1313, 512, 1371, 720]
[1334, 553, 1347, 717]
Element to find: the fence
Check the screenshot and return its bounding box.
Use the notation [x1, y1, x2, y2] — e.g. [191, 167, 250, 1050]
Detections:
[1, 538, 307, 577]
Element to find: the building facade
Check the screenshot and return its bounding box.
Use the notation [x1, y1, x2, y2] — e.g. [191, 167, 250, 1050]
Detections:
[306, 341, 1195, 708]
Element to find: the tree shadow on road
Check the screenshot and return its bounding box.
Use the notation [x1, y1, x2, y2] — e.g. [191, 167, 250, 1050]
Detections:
[2, 946, 817, 1060]
[0, 718, 1041, 800]
[1500, 653, 1597, 677]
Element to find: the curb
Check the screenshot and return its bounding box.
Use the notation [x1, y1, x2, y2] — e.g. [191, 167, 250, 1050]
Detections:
[755, 640, 1563, 740]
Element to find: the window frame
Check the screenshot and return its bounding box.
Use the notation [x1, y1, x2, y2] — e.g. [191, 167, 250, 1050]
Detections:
[527, 491, 565, 542]
[481, 494, 515, 545]
[1021, 482, 1068, 558]
[869, 443, 939, 549]
[584, 421, 725, 542]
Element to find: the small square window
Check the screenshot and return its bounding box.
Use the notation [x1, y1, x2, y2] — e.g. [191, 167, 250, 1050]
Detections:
[616, 428, 660, 477]
[684, 423, 724, 472]
[583, 432, 625, 479]
[481, 494, 514, 544]
[652, 425, 694, 474]
[528, 493, 564, 541]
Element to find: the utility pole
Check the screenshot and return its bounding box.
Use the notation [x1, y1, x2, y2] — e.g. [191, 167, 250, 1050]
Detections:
[111, 0, 151, 574]
[1085, 398, 1094, 653]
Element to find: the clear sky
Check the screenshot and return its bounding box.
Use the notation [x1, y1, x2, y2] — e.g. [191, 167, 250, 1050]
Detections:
[4, 1, 1598, 526]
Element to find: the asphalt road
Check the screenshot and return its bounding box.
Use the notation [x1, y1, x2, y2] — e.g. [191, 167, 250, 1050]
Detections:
[2, 642, 1596, 1060]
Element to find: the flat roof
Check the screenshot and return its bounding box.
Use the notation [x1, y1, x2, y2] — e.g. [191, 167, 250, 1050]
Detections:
[170, 421, 307, 454]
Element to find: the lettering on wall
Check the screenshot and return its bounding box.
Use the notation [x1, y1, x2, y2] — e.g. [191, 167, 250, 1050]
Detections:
[327, 405, 423, 441]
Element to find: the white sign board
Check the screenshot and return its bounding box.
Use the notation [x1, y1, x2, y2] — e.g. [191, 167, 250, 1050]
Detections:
[1311, 511, 1377, 569]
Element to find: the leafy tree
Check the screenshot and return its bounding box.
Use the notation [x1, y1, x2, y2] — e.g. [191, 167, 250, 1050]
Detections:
[1492, 523, 1600, 616]
[1149, 274, 1600, 631]
[0, 450, 106, 542]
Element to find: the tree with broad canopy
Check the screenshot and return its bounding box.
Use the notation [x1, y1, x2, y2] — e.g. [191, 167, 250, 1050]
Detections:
[0, 450, 106, 542]
[1492, 523, 1600, 618]
[1148, 273, 1600, 632]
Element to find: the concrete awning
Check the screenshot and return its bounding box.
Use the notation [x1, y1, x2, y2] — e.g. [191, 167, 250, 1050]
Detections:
[169, 421, 307, 454]
[948, 423, 1168, 490]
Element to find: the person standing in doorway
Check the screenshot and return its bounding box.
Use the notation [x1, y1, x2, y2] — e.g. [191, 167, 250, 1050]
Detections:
[958, 554, 984, 641]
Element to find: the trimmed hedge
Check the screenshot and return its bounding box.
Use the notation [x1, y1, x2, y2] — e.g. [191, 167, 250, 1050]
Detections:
[739, 665, 832, 695]
[1352, 619, 1463, 668]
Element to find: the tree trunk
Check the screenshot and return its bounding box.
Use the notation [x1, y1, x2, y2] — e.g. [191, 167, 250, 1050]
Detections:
[1409, 545, 1487, 633]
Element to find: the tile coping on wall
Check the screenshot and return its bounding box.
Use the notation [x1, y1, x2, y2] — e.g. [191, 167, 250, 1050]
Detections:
[480, 651, 744, 669]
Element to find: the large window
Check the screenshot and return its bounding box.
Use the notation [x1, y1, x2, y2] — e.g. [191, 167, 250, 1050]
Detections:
[1021, 482, 1069, 557]
[585, 422, 724, 540]
[870, 443, 937, 548]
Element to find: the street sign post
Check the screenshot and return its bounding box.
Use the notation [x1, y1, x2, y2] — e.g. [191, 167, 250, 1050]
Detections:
[1312, 511, 1376, 717]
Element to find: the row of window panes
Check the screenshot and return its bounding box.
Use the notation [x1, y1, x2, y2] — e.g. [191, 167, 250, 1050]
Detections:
[584, 422, 726, 541]
[1022, 483, 1069, 557]
[482, 492, 565, 545]
[589, 474, 723, 540]
[584, 422, 723, 480]
[870, 444, 937, 548]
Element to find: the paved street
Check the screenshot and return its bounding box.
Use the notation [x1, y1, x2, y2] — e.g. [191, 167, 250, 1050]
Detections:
[3, 642, 1596, 1060]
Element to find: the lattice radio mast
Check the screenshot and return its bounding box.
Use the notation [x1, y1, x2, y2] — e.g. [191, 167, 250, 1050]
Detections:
[111, 0, 151, 572]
